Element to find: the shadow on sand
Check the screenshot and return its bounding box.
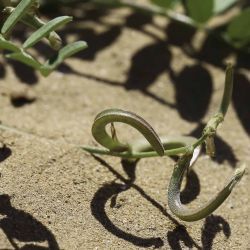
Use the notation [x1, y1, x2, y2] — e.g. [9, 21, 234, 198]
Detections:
[0, 195, 59, 249]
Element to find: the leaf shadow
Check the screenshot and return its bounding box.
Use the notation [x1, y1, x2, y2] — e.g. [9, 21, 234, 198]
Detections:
[60, 25, 122, 62]
[165, 21, 196, 47]
[193, 35, 232, 68]
[0, 61, 6, 79]
[0, 145, 12, 163]
[233, 72, 250, 135]
[0, 194, 60, 249]
[7, 60, 38, 85]
[169, 64, 213, 122]
[123, 41, 175, 107]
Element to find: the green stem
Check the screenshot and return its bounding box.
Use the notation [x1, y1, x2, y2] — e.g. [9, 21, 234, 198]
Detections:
[218, 63, 234, 116]
[203, 64, 234, 138]
[201, 64, 234, 156]
[81, 145, 188, 159]
[93, 0, 197, 28]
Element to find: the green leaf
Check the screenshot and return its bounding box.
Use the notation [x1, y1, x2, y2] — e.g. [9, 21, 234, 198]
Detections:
[1, 0, 36, 35]
[150, 0, 174, 9]
[227, 8, 250, 43]
[21, 13, 62, 50]
[40, 41, 88, 76]
[213, 0, 237, 14]
[2, 6, 62, 49]
[0, 34, 20, 52]
[186, 0, 214, 23]
[6, 50, 42, 69]
[23, 16, 72, 49]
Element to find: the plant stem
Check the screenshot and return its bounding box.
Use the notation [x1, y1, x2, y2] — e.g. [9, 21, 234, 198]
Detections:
[203, 64, 234, 137]
[218, 63, 234, 116]
[81, 145, 187, 159]
[93, 0, 197, 28]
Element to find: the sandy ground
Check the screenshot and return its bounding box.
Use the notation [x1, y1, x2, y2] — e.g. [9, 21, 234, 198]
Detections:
[0, 4, 250, 250]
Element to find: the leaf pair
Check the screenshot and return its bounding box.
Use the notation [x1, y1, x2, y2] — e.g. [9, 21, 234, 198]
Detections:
[187, 0, 250, 48]
[151, 0, 237, 23]
[150, 0, 249, 50]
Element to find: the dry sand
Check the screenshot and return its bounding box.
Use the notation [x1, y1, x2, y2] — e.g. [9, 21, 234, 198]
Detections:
[0, 5, 249, 249]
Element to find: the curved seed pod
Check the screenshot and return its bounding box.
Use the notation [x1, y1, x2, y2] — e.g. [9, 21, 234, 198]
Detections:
[168, 152, 245, 222]
[91, 108, 165, 156]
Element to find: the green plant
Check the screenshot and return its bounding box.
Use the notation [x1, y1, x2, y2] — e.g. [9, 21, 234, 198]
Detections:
[0, 0, 87, 76]
[83, 64, 245, 221]
[93, 0, 250, 53]
[0, 0, 246, 223]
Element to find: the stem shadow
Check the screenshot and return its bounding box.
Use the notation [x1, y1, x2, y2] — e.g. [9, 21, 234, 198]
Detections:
[167, 215, 230, 250]
[189, 123, 238, 167]
[201, 215, 231, 250]
[90, 156, 164, 248]
[180, 169, 200, 205]
[167, 225, 201, 250]
[90, 155, 201, 248]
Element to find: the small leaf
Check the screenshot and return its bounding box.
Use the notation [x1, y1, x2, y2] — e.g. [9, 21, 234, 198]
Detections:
[6, 50, 42, 69]
[21, 13, 62, 50]
[23, 16, 72, 49]
[1, 0, 36, 35]
[227, 8, 250, 44]
[186, 0, 213, 23]
[213, 0, 236, 14]
[0, 34, 20, 52]
[40, 41, 88, 76]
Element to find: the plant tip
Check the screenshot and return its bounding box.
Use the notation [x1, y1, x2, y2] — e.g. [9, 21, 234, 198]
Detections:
[234, 164, 246, 181]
